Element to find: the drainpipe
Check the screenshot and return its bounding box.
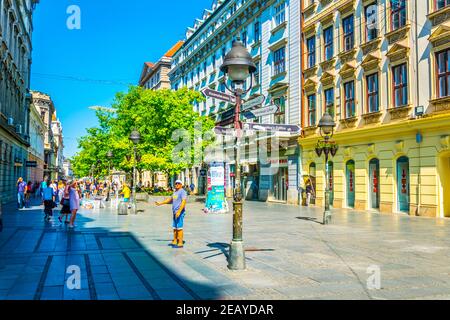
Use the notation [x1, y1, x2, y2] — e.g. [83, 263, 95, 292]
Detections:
[414, 1, 421, 216]
[299, 0, 305, 205]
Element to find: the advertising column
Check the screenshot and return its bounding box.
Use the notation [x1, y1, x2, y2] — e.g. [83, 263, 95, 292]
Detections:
[204, 162, 229, 213]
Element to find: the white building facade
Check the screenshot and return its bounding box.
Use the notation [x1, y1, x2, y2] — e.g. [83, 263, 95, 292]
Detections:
[170, 0, 302, 204]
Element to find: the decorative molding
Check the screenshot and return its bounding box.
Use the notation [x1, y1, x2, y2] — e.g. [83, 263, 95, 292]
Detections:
[344, 146, 354, 157]
[440, 135, 450, 149]
[428, 23, 450, 47]
[388, 105, 412, 120]
[320, 71, 336, 86]
[394, 140, 404, 153]
[360, 37, 382, 56]
[337, 0, 356, 16]
[303, 125, 318, 137]
[385, 24, 411, 45]
[427, 6, 450, 27]
[338, 47, 356, 64]
[430, 96, 450, 113]
[386, 40, 410, 63]
[320, 57, 336, 72]
[367, 143, 375, 154]
[303, 1, 317, 18]
[304, 78, 318, 93]
[339, 62, 356, 79]
[339, 116, 358, 128]
[304, 65, 318, 79]
[268, 38, 288, 51]
[362, 111, 382, 125]
[361, 52, 381, 71]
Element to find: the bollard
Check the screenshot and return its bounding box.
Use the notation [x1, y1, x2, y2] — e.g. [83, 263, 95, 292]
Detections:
[118, 201, 128, 215]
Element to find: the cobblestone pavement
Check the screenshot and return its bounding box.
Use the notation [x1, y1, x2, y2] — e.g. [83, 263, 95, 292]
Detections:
[1, 196, 450, 300]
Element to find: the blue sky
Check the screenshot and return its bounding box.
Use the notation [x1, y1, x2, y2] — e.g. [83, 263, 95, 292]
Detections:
[31, 0, 212, 158]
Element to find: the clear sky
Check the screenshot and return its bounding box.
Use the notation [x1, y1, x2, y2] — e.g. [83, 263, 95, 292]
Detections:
[31, 0, 212, 158]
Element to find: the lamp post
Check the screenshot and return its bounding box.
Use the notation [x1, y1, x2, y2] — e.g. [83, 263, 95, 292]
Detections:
[220, 38, 256, 271]
[106, 150, 113, 202]
[129, 129, 141, 214]
[315, 111, 338, 225]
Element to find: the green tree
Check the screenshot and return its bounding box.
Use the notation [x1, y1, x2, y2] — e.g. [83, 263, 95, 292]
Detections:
[72, 86, 215, 179]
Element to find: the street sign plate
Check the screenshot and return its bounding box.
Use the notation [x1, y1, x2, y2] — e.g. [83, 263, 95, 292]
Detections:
[242, 105, 278, 119]
[26, 161, 37, 168]
[241, 95, 265, 112]
[202, 88, 235, 103]
[242, 123, 301, 133]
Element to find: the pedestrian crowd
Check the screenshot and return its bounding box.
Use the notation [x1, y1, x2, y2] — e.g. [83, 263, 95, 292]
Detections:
[16, 176, 190, 248]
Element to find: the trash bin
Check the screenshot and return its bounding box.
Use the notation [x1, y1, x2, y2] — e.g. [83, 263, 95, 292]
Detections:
[118, 201, 128, 215]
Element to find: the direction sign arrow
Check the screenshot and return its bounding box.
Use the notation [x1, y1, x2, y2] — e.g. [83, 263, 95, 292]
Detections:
[202, 88, 236, 103]
[241, 95, 265, 112]
[242, 105, 278, 119]
[242, 123, 301, 133]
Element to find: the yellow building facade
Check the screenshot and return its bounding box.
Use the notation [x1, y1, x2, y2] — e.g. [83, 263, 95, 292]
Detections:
[300, 0, 450, 218]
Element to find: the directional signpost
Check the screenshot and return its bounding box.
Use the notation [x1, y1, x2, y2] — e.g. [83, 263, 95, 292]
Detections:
[242, 105, 278, 119]
[202, 88, 236, 104]
[242, 123, 301, 133]
[241, 95, 265, 112]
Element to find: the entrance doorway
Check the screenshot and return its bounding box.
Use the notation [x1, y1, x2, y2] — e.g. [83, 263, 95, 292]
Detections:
[396, 156, 410, 213]
[438, 152, 450, 217]
[272, 167, 288, 202]
[369, 158, 380, 209]
[346, 160, 355, 208]
[327, 161, 334, 207]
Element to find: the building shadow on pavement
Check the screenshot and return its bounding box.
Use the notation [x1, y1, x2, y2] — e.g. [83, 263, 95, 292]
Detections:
[0, 201, 223, 300]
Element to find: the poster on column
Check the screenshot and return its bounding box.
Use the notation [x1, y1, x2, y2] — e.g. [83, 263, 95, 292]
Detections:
[204, 162, 229, 214]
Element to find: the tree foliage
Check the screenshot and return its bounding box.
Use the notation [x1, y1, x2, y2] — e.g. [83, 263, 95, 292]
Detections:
[72, 86, 215, 178]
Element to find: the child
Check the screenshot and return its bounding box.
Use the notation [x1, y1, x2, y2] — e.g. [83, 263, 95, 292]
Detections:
[42, 180, 55, 221]
[120, 183, 131, 208]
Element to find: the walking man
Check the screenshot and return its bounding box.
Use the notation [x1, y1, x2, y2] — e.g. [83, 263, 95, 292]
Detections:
[155, 180, 187, 248]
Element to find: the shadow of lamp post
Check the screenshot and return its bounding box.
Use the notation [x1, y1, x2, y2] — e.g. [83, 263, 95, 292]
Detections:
[129, 129, 141, 214]
[106, 150, 113, 202]
[315, 111, 338, 225]
[220, 38, 256, 271]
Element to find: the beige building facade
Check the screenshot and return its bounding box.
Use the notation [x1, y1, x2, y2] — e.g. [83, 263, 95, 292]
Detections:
[299, 0, 450, 218]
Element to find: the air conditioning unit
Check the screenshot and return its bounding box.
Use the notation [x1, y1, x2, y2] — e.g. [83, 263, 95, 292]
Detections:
[15, 124, 23, 134]
[7, 117, 14, 126]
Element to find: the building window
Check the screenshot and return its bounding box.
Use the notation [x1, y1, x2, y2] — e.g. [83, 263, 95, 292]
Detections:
[306, 36, 316, 68]
[274, 96, 286, 124]
[254, 61, 260, 85]
[436, 49, 450, 98]
[324, 26, 333, 61]
[344, 81, 355, 118]
[274, 2, 286, 27]
[392, 63, 408, 107]
[391, 0, 406, 31]
[212, 53, 216, 70]
[365, 4, 378, 41]
[367, 73, 379, 112]
[254, 21, 261, 42]
[324, 88, 334, 117]
[203, 61, 207, 75]
[241, 30, 247, 47]
[273, 47, 286, 76]
[219, 82, 226, 93]
[308, 94, 316, 126]
[436, 0, 450, 10]
[342, 15, 354, 52]
[222, 47, 227, 60]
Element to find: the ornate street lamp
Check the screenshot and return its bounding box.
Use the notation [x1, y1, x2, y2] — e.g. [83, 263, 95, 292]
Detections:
[316, 111, 338, 224]
[220, 38, 256, 271]
[129, 129, 141, 214]
[106, 150, 113, 202]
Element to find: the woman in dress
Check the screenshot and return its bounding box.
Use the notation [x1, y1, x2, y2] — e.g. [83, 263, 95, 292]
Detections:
[68, 181, 80, 229]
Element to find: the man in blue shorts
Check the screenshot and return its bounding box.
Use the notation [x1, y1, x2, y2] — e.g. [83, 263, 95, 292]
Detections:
[155, 179, 187, 248]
